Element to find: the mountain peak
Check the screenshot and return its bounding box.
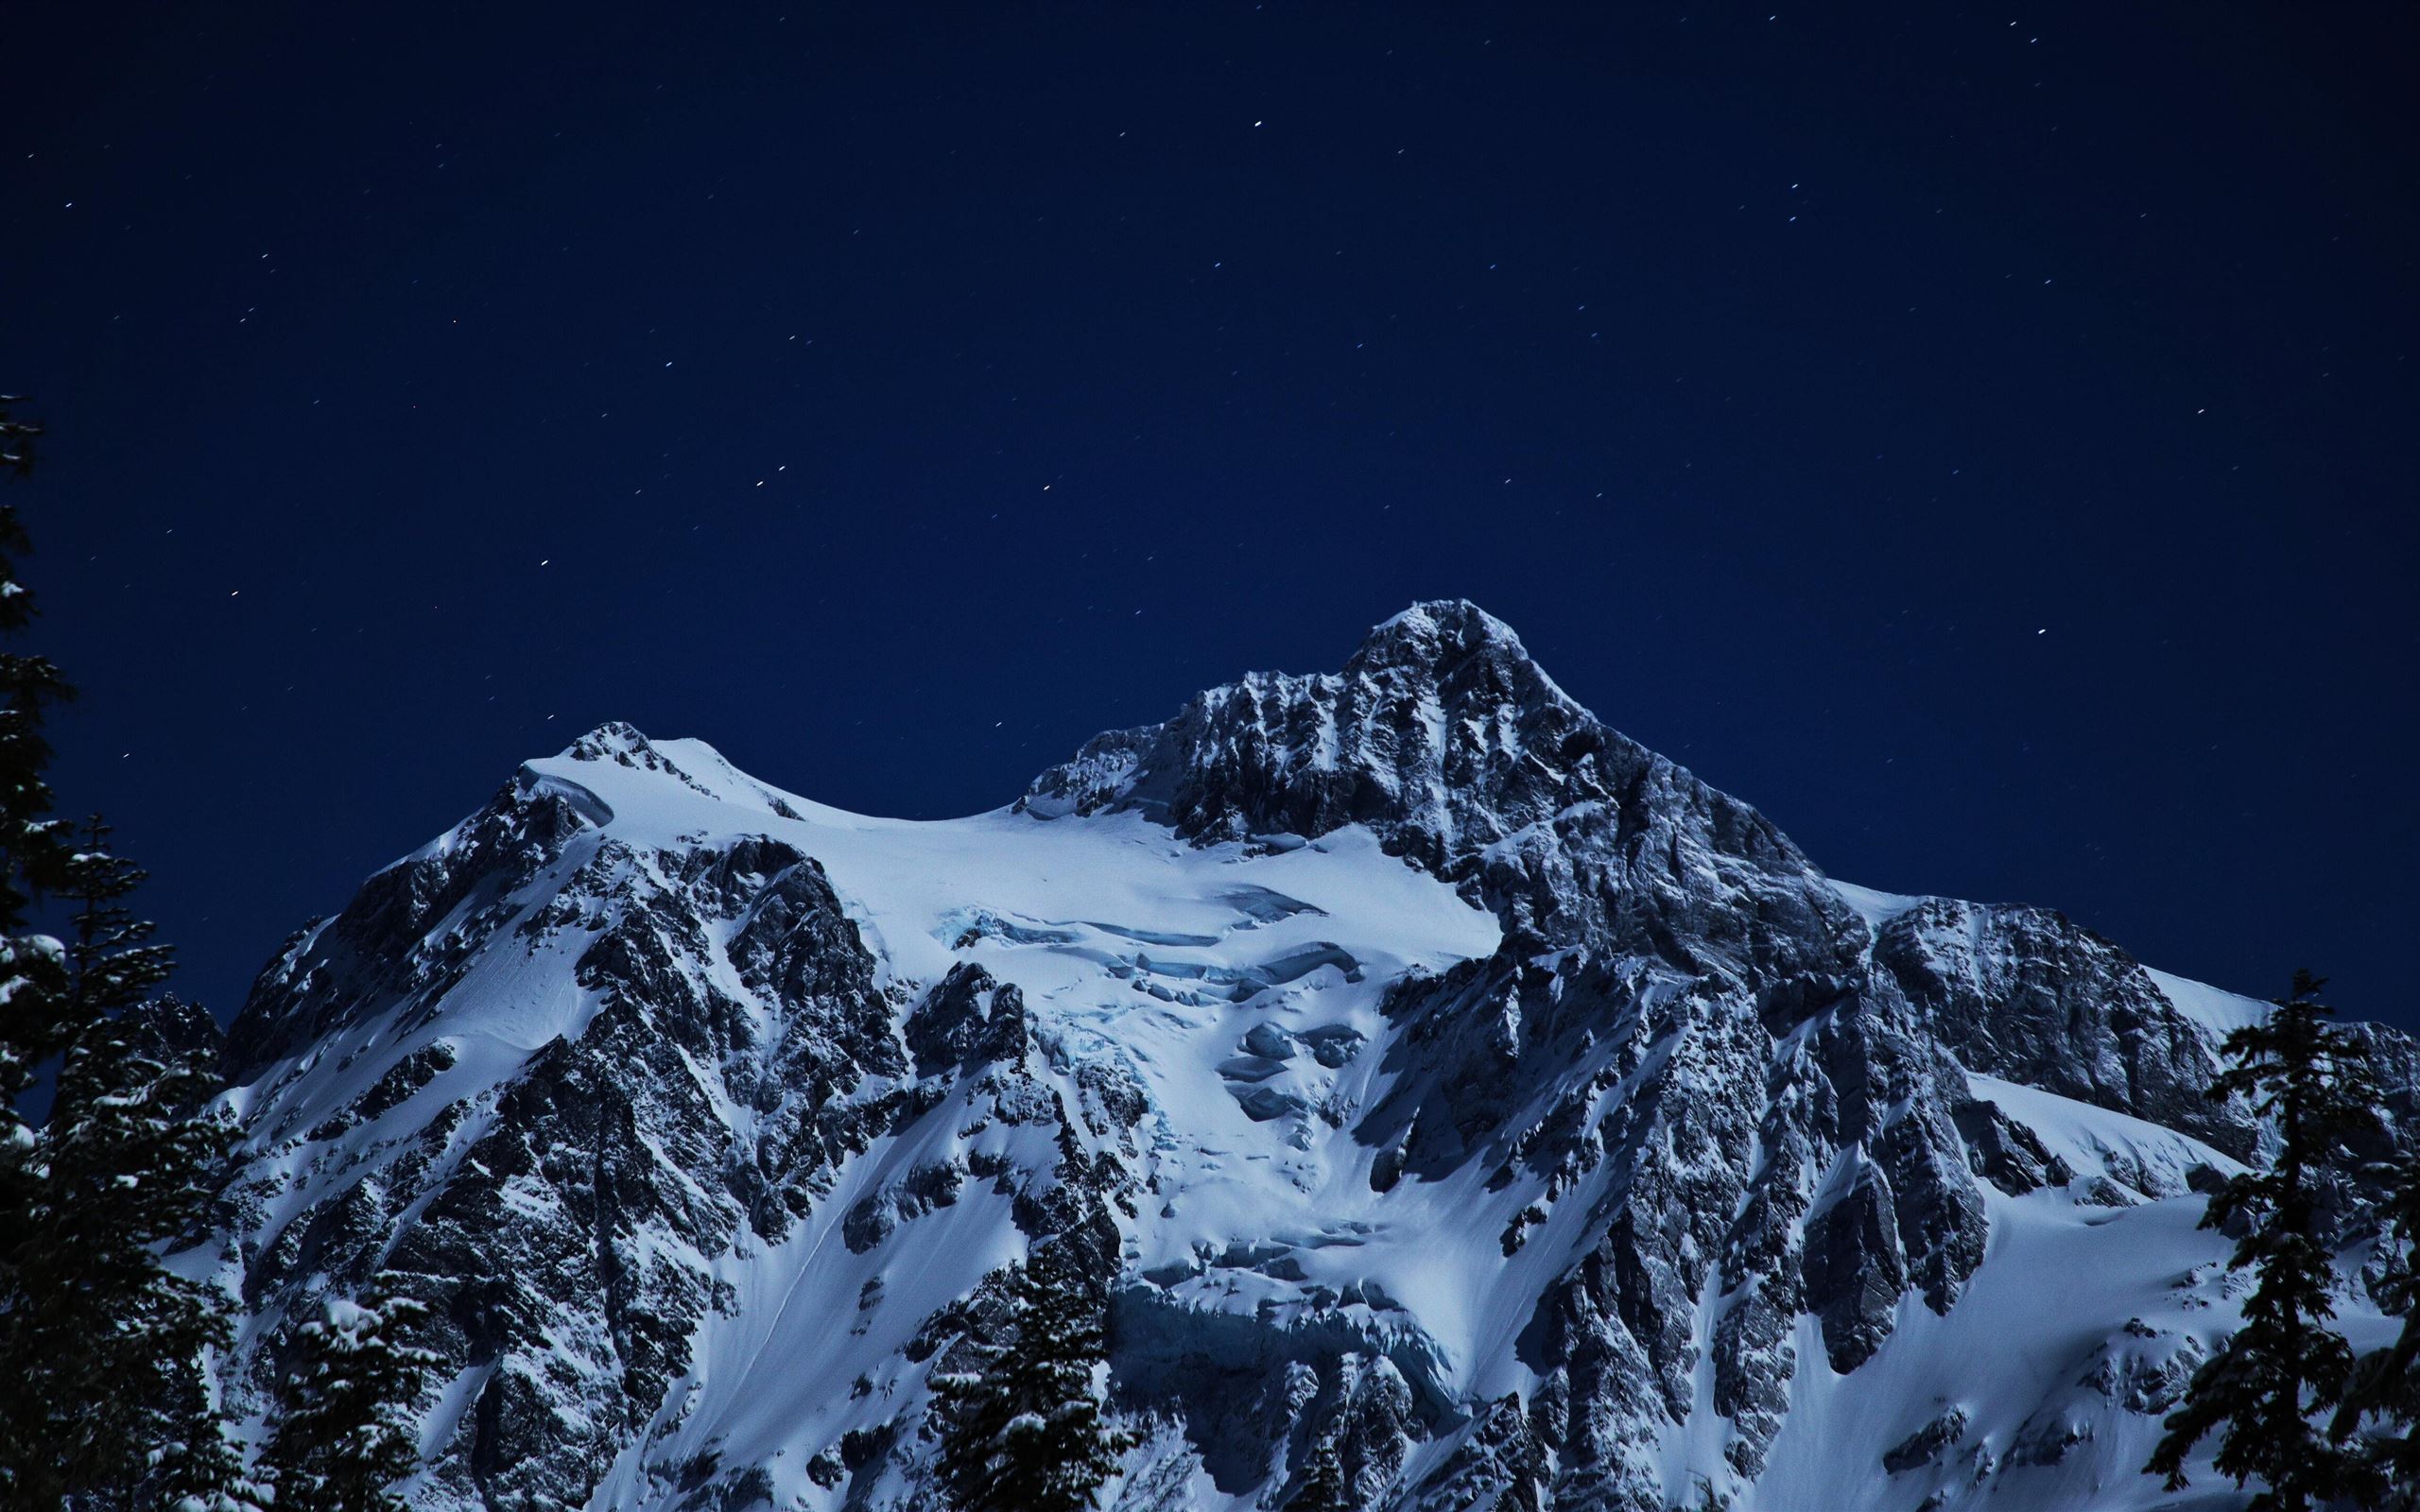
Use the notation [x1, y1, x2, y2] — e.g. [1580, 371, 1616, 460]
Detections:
[1021, 600, 1642, 872]
[1356, 597, 1525, 661]
[1351, 599, 1536, 683]
[1345, 598, 1575, 717]
[562, 719, 655, 762]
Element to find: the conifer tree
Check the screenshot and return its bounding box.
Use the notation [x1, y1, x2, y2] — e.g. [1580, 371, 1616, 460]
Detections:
[0, 434, 251, 1510]
[0, 404, 93, 1508]
[2147, 970, 2380, 1512]
[263, 1281, 439, 1512]
[0, 398, 74, 1089]
[5, 820, 244, 1510]
[1283, 1439, 1352, 1512]
[2331, 1150, 2420, 1508]
[149, 1347, 272, 1512]
[931, 1246, 1137, 1512]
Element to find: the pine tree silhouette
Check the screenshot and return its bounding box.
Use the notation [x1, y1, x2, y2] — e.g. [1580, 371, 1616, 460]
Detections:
[0, 416, 256, 1510]
[932, 1246, 1137, 1512]
[3, 819, 248, 1510]
[2331, 1149, 2420, 1508]
[0, 441, 80, 1510]
[265, 1280, 440, 1512]
[2147, 970, 2379, 1512]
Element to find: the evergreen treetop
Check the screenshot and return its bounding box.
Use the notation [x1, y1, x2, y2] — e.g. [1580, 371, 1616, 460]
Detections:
[2147, 970, 2380, 1512]
[0, 417, 254, 1511]
[1, 817, 240, 1510]
[931, 1246, 1137, 1512]
[0, 400, 74, 1064]
[2331, 1151, 2420, 1508]
[264, 1281, 440, 1512]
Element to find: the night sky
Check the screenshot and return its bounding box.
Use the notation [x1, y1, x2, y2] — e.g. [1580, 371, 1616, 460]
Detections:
[8, 4, 2416, 1033]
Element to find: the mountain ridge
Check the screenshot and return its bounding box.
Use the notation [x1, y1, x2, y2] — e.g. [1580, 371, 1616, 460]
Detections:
[195, 599, 2416, 1512]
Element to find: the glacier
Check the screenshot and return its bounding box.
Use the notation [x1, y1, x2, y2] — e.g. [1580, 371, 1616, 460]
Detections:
[190, 599, 2416, 1511]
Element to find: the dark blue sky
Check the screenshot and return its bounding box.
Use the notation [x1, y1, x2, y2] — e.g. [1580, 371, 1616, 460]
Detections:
[8, 4, 2415, 1030]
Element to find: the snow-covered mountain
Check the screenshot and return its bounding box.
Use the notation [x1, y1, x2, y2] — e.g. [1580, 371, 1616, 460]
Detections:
[194, 600, 2417, 1511]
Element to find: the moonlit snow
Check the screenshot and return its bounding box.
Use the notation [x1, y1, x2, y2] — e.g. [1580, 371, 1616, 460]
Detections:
[193, 603, 2406, 1512]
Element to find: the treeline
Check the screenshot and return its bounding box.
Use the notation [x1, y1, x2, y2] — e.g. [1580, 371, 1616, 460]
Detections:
[0, 400, 428, 1512]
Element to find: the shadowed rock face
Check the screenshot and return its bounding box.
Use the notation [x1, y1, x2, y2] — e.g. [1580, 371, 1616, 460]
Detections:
[219, 753, 942, 1509]
[1872, 898, 2256, 1159]
[205, 603, 2415, 1512]
[1024, 603, 1810, 912]
[1025, 604, 1605, 857]
[224, 769, 599, 1085]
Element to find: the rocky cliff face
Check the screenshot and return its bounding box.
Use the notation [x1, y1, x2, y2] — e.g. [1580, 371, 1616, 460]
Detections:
[199, 602, 2413, 1512]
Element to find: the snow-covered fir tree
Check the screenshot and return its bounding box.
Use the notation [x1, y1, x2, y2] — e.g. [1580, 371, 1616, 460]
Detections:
[931, 1246, 1136, 1512]
[2148, 970, 2380, 1512]
[264, 1281, 439, 1512]
[0, 410, 83, 1508]
[0, 455, 243, 1509]
[0, 432, 74, 1118]
[4, 820, 245, 1511]
[2333, 1150, 2420, 1507]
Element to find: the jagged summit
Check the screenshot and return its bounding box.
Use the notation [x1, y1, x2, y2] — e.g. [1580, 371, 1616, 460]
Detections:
[563, 718, 654, 759]
[1019, 599, 1720, 885]
[561, 603, 1589, 871]
[1345, 598, 1585, 732]
[1351, 597, 1548, 681]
